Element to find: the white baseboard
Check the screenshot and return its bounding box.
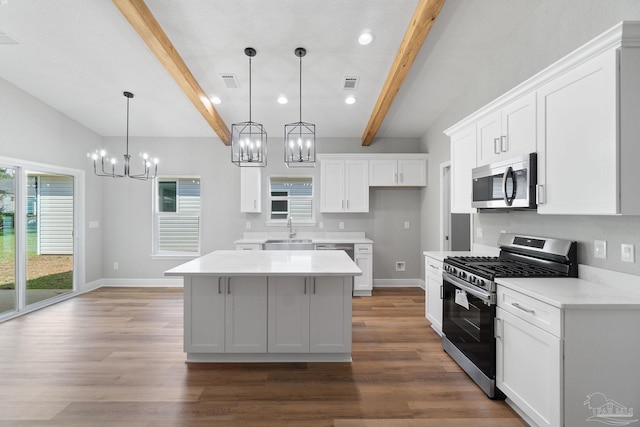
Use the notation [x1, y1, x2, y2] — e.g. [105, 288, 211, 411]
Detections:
[100, 278, 184, 288]
[81, 279, 104, 293]
[374, 279, 424, 290]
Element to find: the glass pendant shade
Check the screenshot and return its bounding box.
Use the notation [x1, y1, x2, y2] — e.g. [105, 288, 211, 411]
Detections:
[284, 47, 316, 168]
[284, 121, 315, 166]
[231, 120, 267, 167]
[231, 47, 267, 167]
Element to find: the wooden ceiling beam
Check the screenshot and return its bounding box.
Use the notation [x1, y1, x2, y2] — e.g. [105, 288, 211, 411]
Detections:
[362, 0, 445, 146]
[112, 0, 231, 145]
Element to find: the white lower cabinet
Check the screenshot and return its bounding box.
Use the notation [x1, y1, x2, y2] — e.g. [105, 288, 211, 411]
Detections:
[353, 244, 373, 296]
[424, 255, 443, 335]
[185, 276, 267, 354]
[267, 276, 352, 354]
[496, 306, 561, 427]
[496, 284, 640, 427]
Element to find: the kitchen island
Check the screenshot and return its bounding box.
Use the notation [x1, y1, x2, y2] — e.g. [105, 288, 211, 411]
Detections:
[165, 250, 362, 363]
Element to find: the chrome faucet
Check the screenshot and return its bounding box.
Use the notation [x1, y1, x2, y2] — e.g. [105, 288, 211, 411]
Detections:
[287, 215, 296, 238]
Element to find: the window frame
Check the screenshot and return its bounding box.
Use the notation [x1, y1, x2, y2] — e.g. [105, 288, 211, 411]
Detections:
[267, 175, 315, 226]
[151, 176, 201, 258]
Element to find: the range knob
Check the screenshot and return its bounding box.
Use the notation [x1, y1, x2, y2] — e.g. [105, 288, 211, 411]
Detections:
[470, 276, 476, 284]
[477, 279, 485, 288]
[460, 271, 467, 279]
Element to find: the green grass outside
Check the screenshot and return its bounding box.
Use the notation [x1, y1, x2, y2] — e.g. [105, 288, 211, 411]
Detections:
[0, 226, 73, 290]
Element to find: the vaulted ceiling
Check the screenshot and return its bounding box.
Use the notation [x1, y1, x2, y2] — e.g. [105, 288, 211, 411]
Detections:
[0, 0, 549, 144]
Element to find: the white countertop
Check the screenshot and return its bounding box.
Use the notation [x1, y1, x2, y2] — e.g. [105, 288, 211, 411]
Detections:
[165, 250, 363, 277]
[496, 277, 640, 309]
[235, 232, 373, 245]
[423, 247, 500, 262]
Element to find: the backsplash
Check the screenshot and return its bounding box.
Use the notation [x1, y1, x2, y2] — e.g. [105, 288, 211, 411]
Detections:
[474, 211, 640, 276]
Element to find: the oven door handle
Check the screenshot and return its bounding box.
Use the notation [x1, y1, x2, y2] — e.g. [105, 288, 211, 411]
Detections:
[443, 272, 494, 304]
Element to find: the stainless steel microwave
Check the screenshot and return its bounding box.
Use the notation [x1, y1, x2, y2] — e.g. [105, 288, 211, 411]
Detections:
[472, 153, 537, 209]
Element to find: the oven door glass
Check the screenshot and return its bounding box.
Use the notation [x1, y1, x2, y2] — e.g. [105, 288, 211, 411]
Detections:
[442, 275, 496, 377]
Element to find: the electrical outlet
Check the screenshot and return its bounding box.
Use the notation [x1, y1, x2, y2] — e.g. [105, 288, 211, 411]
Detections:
[339, 221, 344, 230]
[88, 221, 99, 229]
[245, 221, 252, 230]
[319, 221, 324, 229]
[113, 262, 119, 270]
[594, 240, 607, 259]
[621, 244, 635, 263]
[404, 221, 410, 229]
[476, 228, 483, 238]
[395, 261, 405, 272]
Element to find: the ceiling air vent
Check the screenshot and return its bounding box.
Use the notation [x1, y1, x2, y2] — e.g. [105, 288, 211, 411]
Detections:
[343, 76, 360, 91]
[219, 74, 239, 89]
[0, 30, 19, 45]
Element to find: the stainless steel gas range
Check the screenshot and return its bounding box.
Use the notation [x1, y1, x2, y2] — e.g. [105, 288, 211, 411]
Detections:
[441, 233, 577, 399]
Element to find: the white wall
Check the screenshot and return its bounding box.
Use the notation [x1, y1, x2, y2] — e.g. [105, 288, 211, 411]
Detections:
[420, 1, 640, 277]
[101, 135, 426, 281]
[0, 78, 104, 286]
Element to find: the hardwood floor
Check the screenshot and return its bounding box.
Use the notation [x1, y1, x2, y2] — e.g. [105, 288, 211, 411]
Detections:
[0, 287, 526, 427]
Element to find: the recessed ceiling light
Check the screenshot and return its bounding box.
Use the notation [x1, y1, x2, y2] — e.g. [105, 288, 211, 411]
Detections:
[345, 96, 356, 105]
[210, 96, 222, 105]
[358, 31, 373, 45]
[277, 96, 288, 104]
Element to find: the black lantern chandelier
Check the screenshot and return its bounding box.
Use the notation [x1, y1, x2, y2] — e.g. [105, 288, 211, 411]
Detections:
[231, 47, 267, 167]
[284, 47, 315, 167]
[89, 91, 158, 180]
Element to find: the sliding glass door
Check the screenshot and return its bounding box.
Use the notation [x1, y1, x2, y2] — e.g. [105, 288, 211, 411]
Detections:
[25, 172, 74, 306]
[0, 160, 80, 320]
[0, 167, 17, 316]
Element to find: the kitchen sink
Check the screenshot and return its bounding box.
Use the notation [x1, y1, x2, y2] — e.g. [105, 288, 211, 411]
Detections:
[263, 239, 314, 250]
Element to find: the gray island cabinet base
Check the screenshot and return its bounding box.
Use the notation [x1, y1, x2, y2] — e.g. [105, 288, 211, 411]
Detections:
[165, 250, 361, 363]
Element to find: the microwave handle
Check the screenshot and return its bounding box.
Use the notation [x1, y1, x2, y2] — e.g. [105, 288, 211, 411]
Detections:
[502, 166, 516, 206]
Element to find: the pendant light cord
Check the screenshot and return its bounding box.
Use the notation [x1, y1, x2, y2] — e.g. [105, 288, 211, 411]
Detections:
[248, 55, 252, 123]
[299, 54, 302, 122]
[125, 95, 130, 156]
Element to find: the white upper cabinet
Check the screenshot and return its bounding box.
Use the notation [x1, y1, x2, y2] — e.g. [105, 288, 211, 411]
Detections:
[446, 21, 640, 216]
[240, 167, 261, 213]
[449, 125, 477, 213]
[369, 156, 428, 187]
[536, 44, 640, 215]
[319, 157, 369, 213]
[477, 93, 536, 167]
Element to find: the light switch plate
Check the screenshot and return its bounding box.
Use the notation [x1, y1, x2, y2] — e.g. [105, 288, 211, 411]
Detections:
[476, 228, 483, 238]
[338, 221, 344, 230]
[594, 240, 607, 259]
[404, 221, 410, 229]
[621, 244, 635, 263]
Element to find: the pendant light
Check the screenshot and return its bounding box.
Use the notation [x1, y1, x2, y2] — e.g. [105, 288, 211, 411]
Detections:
[284, 47, 316, 168]
[89, 91, 158, 180]
[231, 47, 267, 167]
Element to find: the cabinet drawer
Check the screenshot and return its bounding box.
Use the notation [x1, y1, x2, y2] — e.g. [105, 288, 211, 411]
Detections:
[355, 244, 372, 253]
[497, 286, 561, 337]
[236, 244, 262, 251]
[425, 257, 443, 275]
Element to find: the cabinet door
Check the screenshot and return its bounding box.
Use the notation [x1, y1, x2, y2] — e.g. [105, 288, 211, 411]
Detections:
[184, 276, 226, 353]
[225, 276, 268, 353]
[425, 258, 443, 335]
[398, 159, 427, 186]
[476, 111, 502, 166]
[501, 92, 536, 160]
[309, 276, 352, 353]
[354, 250, 372, 295]
[320, 160, 346, 212]
[240, 167, 261, 213]
[496, 307, 561, 427]
[536, 48, 618, 214]
[344, 160, 369, 212]
[450, 126, 477, 213]
[369, 159, 397, 186]
[267, 277, 310, 353]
